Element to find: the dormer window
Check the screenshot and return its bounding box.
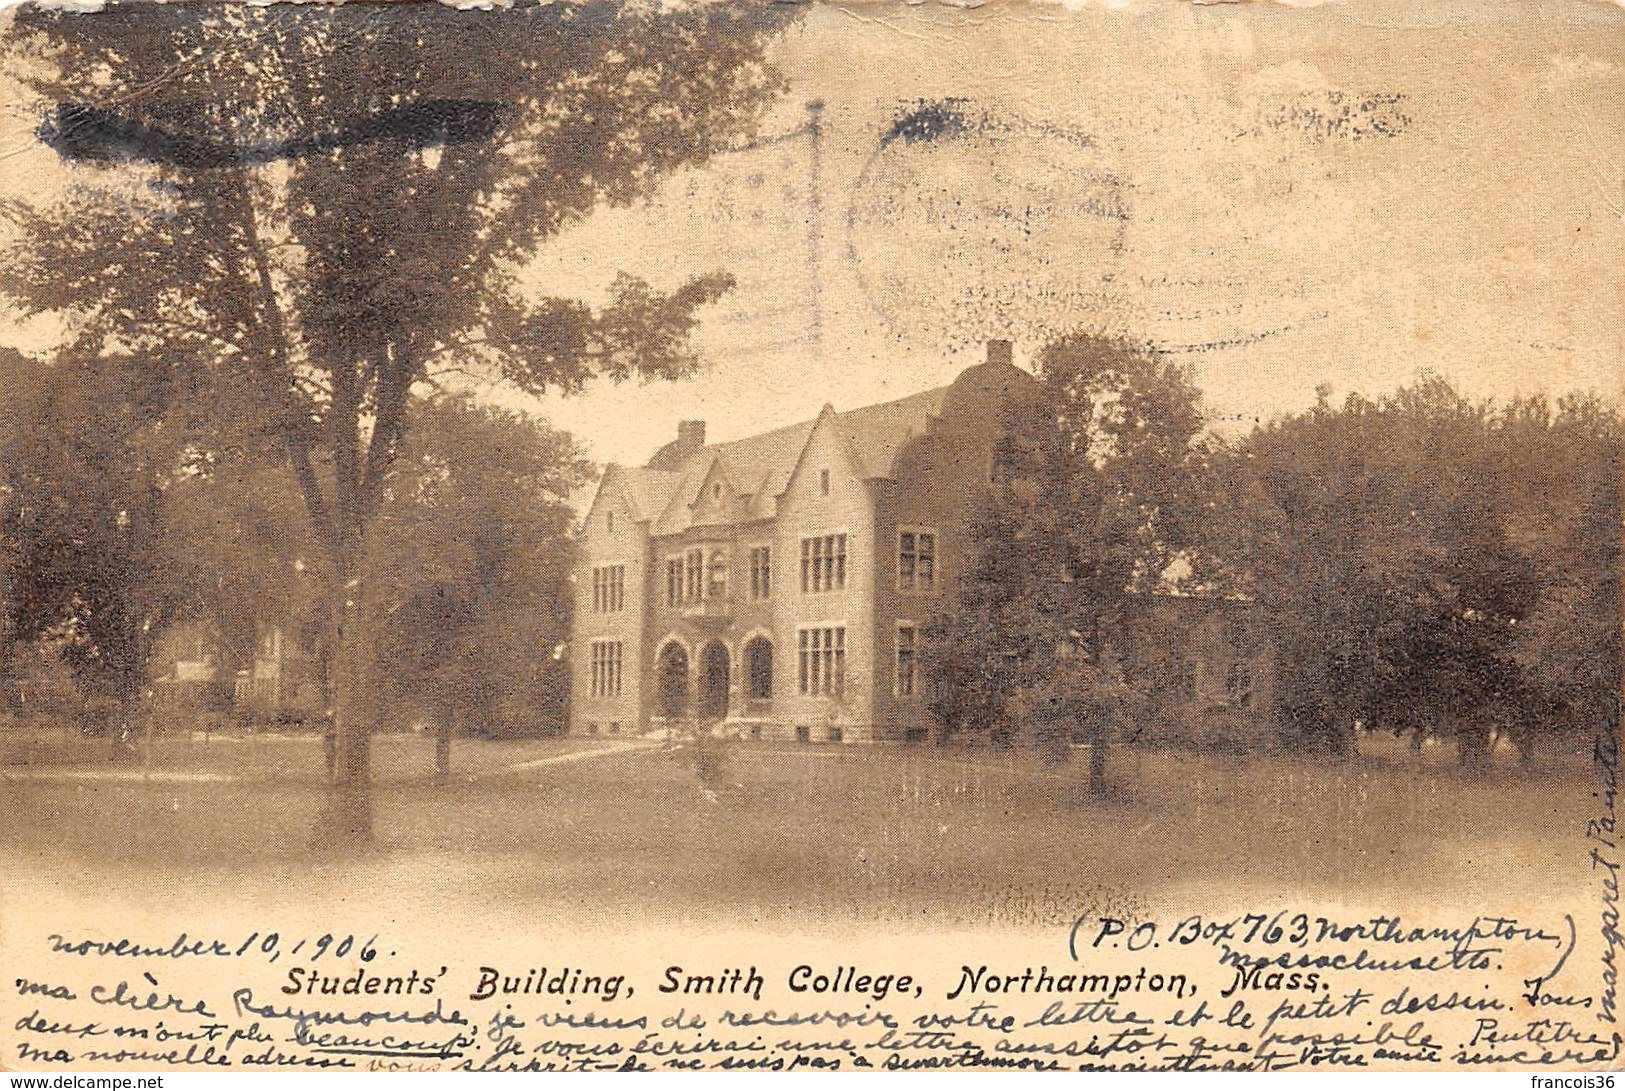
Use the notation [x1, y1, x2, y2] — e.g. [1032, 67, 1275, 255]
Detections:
[607, 511, 615, 533]
[712, 483, 722, 500]
[820, 469, 830, 496]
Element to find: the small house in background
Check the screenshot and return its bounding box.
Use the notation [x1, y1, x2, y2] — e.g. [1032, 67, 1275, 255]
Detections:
[149, 622, 232, 714]
[149, 619, 325, 723]
[233, 623, 326, 722]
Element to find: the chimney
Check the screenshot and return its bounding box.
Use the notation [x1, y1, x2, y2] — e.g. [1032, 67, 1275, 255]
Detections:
[986, 339, 1013, 368]
[647, 419, 708, 470]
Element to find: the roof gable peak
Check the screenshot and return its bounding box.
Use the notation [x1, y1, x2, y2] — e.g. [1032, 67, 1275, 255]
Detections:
[778, 404, 868, 499]
[687, 455, 740, 509]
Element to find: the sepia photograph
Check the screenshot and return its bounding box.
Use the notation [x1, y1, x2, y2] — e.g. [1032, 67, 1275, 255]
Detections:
[0, 0, 1620, 1075]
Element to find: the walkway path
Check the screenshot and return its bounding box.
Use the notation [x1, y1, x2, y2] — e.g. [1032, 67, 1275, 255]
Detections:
[0, 738, 658, 785]
[0, 767, 233, 784]
[494, 737, 659, 775]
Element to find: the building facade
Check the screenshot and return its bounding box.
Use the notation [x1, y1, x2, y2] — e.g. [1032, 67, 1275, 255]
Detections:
[149, 619, 326, 723]
[569, 340, 1272, 743]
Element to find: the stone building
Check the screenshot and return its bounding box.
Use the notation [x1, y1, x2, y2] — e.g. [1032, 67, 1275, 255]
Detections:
[570, 340, 1272, 743]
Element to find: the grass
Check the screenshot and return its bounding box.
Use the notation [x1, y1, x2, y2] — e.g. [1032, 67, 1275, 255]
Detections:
[0, 722, 616, 783]
[0, 722, 1596, 928]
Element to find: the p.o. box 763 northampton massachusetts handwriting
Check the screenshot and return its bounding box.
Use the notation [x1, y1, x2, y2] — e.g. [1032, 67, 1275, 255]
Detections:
[0, 0, 1621, 1079]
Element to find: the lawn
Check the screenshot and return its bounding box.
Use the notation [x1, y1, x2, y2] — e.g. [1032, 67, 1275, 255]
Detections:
[0, 724, 1597, 928]
[0, 722, 616, 784]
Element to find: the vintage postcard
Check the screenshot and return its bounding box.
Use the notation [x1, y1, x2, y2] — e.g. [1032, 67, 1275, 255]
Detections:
[0, 0, 1620, 1077]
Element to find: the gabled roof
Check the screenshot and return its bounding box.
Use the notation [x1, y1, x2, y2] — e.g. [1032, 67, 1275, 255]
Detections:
[684, 456, 743, 524]
[595, 463, 683, 524]
[833, 386, 950, 480]
[707, 418, 818, 510]
[642, 385, 952, 536]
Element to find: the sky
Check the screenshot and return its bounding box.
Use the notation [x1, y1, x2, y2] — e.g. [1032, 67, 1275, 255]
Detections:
[517, 0, 1625, 468]
[2, 0, 1622, 475]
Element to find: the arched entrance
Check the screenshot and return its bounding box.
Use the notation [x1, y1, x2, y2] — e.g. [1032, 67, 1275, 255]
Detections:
[697, 641, 730, 722]
[656, 642, 690, 720]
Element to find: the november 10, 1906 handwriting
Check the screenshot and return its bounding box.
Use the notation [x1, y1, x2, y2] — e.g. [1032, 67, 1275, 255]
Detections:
[12, 907, 1620, 1072]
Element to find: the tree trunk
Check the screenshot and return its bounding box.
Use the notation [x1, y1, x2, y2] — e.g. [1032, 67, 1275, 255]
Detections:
[108, 700, 134, 761]
[1512, 726, 1537, 770]
[1325, 714, 1355, 760]
[1088, 724, 1109, 798]
[323, 565, 373, 845]
[229, 167, 380, 846]
[1457, 723, 1492, 772]
[318, 330, 377, 845]
[435, 706, 453, 783]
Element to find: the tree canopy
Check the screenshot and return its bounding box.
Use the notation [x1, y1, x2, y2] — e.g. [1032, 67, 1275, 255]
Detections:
[925, 333, 1208, 792]
[3, 1, 795, 561]
[369, 394, 590, 741]
[1, 0, 801, 837]
[1, 342, 184, 709]
[1199, 375, 1621, 765]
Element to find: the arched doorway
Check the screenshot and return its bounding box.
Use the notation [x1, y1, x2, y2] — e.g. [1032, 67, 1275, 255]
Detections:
[744, 637, 773, 701]
[697, 641, 730, 722]
[656, 642, 690, 721]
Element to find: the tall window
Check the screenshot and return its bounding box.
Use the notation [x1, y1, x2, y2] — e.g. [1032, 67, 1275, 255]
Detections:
[898, 528, 937, 592]
[666, 559, 683, 607]
[896, 624, 918, 697]
[797, 626, 846, 697]
[592, 565, 625, 613]
[750, 546, 772, 600]
[707, 550, 728, 600]
[590, 641, 623, 698]
[819, 468, 830, 496]
[799, 533, 847, 593]
[746, 638, 773, 700]
[684, 548, 704, 602]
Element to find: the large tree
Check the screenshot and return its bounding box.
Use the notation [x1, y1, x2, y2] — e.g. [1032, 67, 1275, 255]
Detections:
[0, 347, 33, 705]
[369, 394, 590, 778]
[926, 333, 1207, 796]
[1, 1, 798, 839]
[1497, 392, 1620, 765]
[0, 341, 187, 732]
[1199, 374, 1617, 767]
[1, 339, 327, 740]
